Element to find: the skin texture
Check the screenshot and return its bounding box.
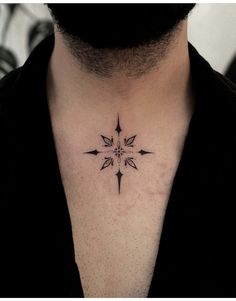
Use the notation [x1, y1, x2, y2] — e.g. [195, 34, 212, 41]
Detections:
[46, 14, 195, 297]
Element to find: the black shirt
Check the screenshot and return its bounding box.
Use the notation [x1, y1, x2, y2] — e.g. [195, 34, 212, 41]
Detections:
[0, 34, 236, 297]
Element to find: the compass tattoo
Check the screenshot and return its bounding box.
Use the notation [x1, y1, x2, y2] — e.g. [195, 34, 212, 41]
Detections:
[84, 114, 153, 194]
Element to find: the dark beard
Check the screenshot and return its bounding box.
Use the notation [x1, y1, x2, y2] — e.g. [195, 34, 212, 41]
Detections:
[47, 4, 195, 78]
[47, 4, 195, 49]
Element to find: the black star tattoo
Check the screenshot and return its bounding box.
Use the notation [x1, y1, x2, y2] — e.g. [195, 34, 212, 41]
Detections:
[84, 114, 153, 194]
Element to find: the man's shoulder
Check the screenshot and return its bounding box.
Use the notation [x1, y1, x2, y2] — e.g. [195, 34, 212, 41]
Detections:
[0, 68, 23, 113]
[0, 68, 22, 96]
[189, 44, 236, 116]
[214, 69, 236, 97]
[212, 69, 236, 126]
[0, 35, 54, 112]
[213, 70, 236, 126]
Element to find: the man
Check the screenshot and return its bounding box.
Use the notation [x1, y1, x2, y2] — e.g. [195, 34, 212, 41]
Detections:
[0, 3, 235, 298]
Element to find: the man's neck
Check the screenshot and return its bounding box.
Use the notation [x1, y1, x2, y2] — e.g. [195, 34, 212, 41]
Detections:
[48, 21, 191, 108]
[46, 20, 193, 145]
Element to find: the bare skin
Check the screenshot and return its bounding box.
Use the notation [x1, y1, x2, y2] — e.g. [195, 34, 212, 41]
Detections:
[47, 20, 194, 297]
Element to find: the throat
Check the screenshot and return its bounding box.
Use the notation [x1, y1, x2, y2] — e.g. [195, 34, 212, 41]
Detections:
[47, 20, 190, 107]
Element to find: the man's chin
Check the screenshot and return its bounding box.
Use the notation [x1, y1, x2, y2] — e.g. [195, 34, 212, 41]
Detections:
[49, 4, 195, 49]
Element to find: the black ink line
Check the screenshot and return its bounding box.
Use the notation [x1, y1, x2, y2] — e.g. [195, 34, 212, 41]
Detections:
[115, 114, 122, 136]
[124, 135, 136, 147]
[116, 169, 123, 194]
[125, 157, 138, 170]
[138, 150, 153, 155]
[84, 150, 101, 155]
[101, 135, 113, 147]
[101, 157, 113, 170]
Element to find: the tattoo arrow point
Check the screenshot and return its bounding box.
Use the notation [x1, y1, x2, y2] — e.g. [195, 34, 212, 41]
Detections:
[115, 114, 122, 136]
[138, 150, 153, 155]
[116, 169, 123, 194]
[84, 150, 101, 155]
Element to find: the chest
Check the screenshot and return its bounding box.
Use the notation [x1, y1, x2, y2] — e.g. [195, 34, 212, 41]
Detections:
[57, 148, 180, 297]
[49, 111, 186, 297]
